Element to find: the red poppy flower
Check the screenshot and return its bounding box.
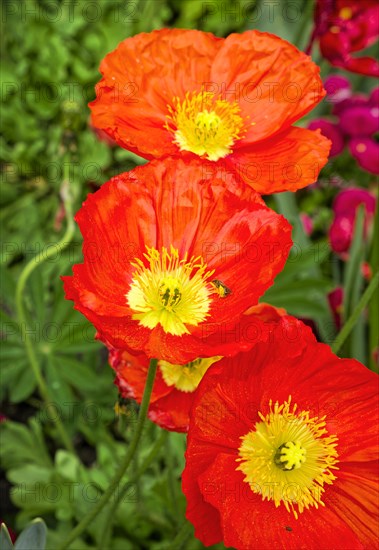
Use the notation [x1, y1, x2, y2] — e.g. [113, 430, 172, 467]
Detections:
[308, 0, 379, 77]
[182, 318, 379, 549]
[89, 29, 330, 194]
[109, 304, 288, 432]
[63, 158, 292, 364]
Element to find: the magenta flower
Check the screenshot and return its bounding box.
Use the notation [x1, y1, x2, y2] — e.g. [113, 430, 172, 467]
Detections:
[339, 105, 379, 137]
[333, 93, 371, 117]
[369, 86, 379, 106]
[312, 82, 379, 173]
[328, 287, 344, 329]
[349, 138, 379, 174]
[324, 75, 352, 104]
[336, 86, 379, 173]
[329, 188, 377, 254]
[307, 0, 379, 77]
[300, 213, 314, 236]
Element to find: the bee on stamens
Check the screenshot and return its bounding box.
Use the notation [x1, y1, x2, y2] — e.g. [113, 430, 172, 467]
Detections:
[211, 279, 231, 298]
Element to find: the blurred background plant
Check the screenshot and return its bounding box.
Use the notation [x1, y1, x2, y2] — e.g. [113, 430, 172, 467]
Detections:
[1, 0, 378, 548]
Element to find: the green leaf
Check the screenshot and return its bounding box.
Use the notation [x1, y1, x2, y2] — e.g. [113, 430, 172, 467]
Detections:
[44, 356, 75, 411]
[8, 464, 51, 486]
[55, 450, 81, 482]
[343, 206, 366, 321]
[0, 523, 14, 550]
[0, 419, 52, 470]
[14, 519, 47, 550]
[8, 364, 38, 403]
[274, 244, 331, 285]
[341, 206, 366, 359]
[57, 356, 107, 393]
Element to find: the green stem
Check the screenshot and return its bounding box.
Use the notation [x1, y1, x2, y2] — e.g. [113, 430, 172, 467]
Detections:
[15, 173, 75, 453]
[332, 272, 379, 355]
[58, 359, 158, 550]
[168, 521, 193, 550]
[293, 0, 315, 51]
[273, 192, 333, 343]
[166, 434, 179, 526]
[98, 429, 168, 549]
[274, 192, 309, 249]
[136, 430, 168, 476]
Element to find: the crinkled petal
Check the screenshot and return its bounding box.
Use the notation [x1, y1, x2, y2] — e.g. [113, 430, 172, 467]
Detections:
[226, 126, 331, 193]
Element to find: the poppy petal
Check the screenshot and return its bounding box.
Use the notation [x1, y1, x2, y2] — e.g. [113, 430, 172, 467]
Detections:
[227, 126, 331, 193]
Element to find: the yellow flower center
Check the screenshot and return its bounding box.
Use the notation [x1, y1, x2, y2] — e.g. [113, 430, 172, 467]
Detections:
[274, 441, 306, 470]
[159, 356, 222, 392]
[236, 397, 339, 519]
[126, 246, 214, 336]
[165, 91, 246, 161]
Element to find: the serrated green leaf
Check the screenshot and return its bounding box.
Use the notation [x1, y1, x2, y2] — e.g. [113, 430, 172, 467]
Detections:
[8, 464, 51, 485]
[8, 364, 38, 403]
[57, 356, 107, 393]
[55, 450, 81, 482]
[0, 419, 52, 469]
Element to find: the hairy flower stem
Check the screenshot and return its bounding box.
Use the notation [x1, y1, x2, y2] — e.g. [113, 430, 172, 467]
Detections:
[98, 429, 168, 549]
[15, 169, 75, 453]
[58, 359, 158, 550]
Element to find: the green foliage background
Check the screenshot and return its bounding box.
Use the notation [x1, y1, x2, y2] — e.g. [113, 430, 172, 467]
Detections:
[1, 1, 377, 548]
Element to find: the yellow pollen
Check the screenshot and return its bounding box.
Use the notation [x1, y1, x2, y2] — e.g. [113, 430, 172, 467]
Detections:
[126, 245, 214, 336]
[339, 7, 353, 20]
[236, 396, 339, 519]
[165, 91, 246, 161]
[159, 356, 222, 392]
[356, 143, 367, 153]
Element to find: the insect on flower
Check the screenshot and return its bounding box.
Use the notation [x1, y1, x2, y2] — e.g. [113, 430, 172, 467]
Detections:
[62, 158, 292, 364]
[211, 279, 231, 298]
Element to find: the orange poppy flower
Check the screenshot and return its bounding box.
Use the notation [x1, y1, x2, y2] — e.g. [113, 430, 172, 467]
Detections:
[182, 318, 379, 549]
[90, 29, 331, 194]
[109, 304, 288, 432]
[62, 158, 292, 364]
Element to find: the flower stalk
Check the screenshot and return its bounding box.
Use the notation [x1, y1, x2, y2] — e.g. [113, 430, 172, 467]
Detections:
[332, 271, 379, 355]
[58, 358, 158, 550]
[15, 163, 75, 453]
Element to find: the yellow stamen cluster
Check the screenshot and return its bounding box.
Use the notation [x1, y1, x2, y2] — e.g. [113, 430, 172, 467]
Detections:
[126, 246, 214, 336]
[159, 356, 222, 392]
[165, 91, 246, 161]
[237, 397, 339, 519]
